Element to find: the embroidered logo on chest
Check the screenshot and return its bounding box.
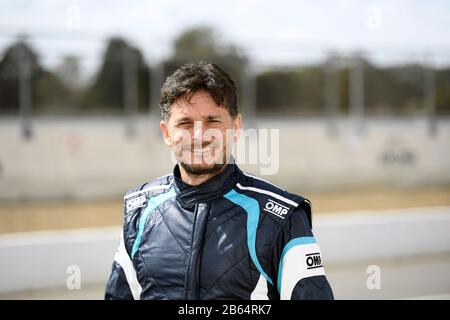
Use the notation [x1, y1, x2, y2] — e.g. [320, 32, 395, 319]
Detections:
[126, 195, 147, 212]
[263, 199, 289, 219]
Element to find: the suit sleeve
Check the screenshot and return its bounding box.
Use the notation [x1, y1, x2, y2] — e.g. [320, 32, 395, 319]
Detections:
[269, 201, 334, 300]
[105, 260, 134, 300]
[105, 194, 142, 300]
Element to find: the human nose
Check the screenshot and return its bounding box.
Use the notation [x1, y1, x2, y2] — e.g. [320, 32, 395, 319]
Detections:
[193, 121, 204, 143]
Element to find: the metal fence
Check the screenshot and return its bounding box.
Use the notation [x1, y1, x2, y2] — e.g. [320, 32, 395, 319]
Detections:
[0, 35, 445, 139]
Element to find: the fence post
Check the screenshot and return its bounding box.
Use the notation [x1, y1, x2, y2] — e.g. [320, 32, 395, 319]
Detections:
[424, 53, 437, 137]
[349, 52, 365, 135]
[324, 54, 339, 136]
[17, 43, 33, 140]
[242, 63, 257, 129]
[122, 46, 138, 137]
[150, 61, 164, 119]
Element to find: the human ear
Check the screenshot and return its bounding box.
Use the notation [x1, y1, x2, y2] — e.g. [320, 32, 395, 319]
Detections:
[160, 120, 172, 146]
[232, 114, 242, 142]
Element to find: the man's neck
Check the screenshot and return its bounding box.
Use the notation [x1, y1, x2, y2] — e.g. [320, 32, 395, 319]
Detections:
[178, 164, 228, 186]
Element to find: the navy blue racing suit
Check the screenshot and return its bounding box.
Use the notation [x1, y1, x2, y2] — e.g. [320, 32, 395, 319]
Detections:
[105, 163, 334, 300]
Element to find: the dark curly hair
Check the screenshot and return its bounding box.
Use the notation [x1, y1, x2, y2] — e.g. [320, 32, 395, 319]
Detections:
[159, 61, 239, 120]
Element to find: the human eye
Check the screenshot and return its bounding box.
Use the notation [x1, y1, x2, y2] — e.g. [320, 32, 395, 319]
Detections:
[176, 121, 193, 128]
[207, 118, 222, 124]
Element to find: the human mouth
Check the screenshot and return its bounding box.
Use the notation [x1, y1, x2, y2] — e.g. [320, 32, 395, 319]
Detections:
[191, 145, 214, 154]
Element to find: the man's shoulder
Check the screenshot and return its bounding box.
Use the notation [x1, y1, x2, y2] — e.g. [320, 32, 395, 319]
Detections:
[123, 173, 174, 203]
[237, 172, 312, 226]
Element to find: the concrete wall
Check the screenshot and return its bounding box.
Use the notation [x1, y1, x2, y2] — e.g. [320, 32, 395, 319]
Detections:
[1, 116, 449, 200]
[0, 207, 449, 293]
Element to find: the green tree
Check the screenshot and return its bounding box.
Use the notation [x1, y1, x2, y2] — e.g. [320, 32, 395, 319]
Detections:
[255, 66, 325, 115]
[436, 68, 450, 115]
[163, 26, 247, 110]
[365, 63, 424, 115]
[82, 37, 150, 114]
[0, 38, 72, 115]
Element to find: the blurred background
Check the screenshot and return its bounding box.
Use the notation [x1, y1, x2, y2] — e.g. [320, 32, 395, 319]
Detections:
[0, 0, 449, 299]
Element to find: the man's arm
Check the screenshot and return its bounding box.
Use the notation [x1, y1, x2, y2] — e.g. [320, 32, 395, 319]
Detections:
[104, 229, 141, 300]
[105, 261, 134, 300]
[269, 201, 334, 300]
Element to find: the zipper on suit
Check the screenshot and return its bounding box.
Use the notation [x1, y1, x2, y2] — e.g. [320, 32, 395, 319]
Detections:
[184, 203, 199, 299]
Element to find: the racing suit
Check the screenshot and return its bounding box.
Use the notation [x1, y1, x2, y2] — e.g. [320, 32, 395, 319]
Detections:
[105, 162, 334, 300]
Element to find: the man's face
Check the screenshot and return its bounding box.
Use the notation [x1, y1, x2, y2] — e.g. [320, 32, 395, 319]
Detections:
[160, 90, 242, 175]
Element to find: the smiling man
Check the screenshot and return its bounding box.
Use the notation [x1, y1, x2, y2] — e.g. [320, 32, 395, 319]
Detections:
[105, 61, 334, 300]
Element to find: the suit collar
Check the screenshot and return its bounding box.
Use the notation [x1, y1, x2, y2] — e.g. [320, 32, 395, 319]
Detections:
[173, 161, 242, 208]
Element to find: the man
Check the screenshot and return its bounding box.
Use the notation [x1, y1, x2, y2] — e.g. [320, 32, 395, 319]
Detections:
[105, 61, 334, 300]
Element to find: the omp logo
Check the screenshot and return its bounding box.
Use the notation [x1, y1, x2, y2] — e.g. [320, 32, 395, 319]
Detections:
[263, 199, 289, 219]
[306, 252, 323, 270]
[126, 195, 146, 212]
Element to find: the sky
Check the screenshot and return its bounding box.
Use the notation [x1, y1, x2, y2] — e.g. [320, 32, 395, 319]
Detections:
[0, 0, 449, 72]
